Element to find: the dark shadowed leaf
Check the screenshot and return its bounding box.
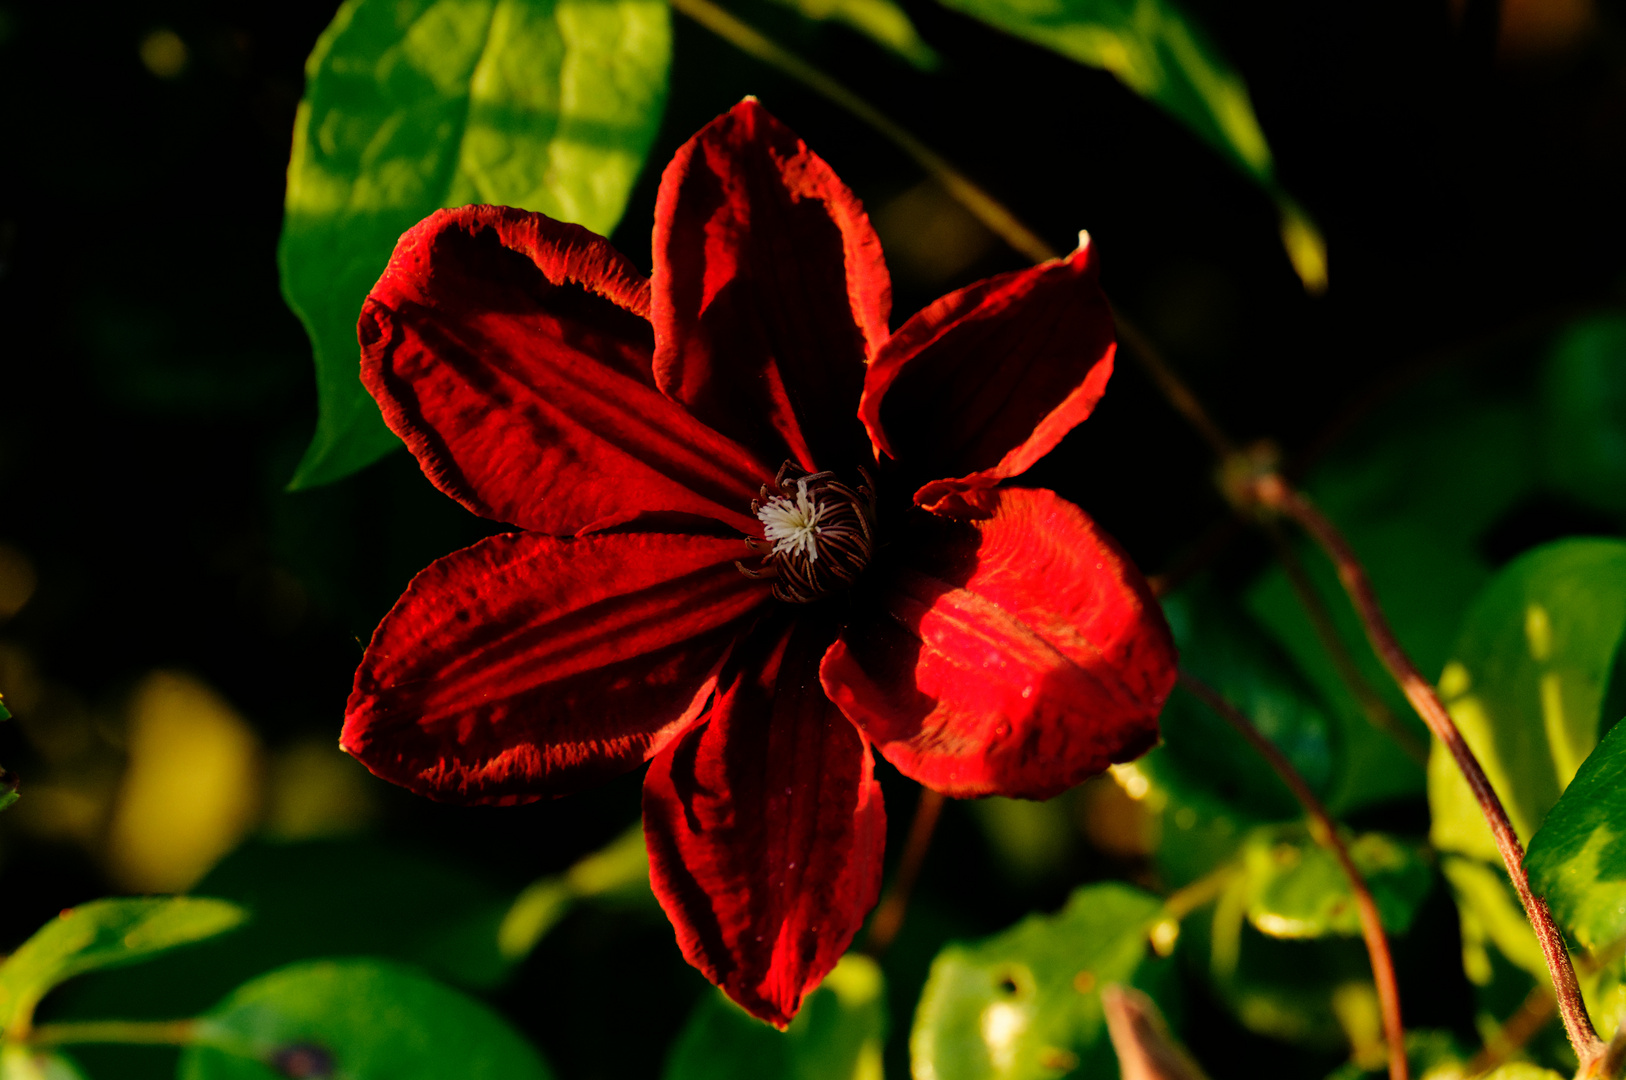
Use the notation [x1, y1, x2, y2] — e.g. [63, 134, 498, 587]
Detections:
[664, 954, 886, 1080]
[281, 0, 671, 488]
[1541, 314, 1626, 518]
[1526, 719, 1626, 951]
[180, 960, 553, 1080]
[910, 883, 1175, 1080]
[0, 899, 246, 1032]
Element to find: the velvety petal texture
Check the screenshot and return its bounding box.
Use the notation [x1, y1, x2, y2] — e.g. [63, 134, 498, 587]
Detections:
[858, 237, 1116, 511]
[361, 205, 769, 538]
[644, 615, 886, 1028]
[346, 103, 1176, 1029]
[651, 99, 891, 473]
[821, 488, 1175, 799]
[343, 531, 769, 805]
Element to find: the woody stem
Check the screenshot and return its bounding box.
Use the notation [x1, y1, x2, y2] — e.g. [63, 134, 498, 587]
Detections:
[1178, 670, 1409, 1080]
[863, 788, 945, 956]
[1247, 474, 1602, 1067]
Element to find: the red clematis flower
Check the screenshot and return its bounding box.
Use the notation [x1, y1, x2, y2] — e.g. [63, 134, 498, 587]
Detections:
[340, 99, 1176, 1027]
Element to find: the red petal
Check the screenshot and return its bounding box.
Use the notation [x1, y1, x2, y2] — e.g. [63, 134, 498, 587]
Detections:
[821, 488, 1175, 799]
[362, 205, 770, 537]
[342, 530, 769, 805]
[859, 238, 1115, 509]
[651, 100, 891, 472]
[643, 613, 886, 1028]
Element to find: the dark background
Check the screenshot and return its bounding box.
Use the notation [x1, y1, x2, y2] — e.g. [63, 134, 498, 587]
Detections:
[0, 0, 1623, 1075]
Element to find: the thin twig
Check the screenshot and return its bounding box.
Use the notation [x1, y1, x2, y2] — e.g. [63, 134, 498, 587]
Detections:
[1178, 670, 1409, 1080]
[864, 788, 945, 955]
[1112, 314, 1236, 460]
[1264, 523, 1429, 764]
[27, 1019, 199, 1047]
[1248, 474, 1604, 1068]
[668, 0, 1058, 266]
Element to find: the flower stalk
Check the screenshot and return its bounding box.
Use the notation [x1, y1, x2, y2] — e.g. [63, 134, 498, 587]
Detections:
[1178, 670, 1409, 1080]
[863, 788, 945, 956]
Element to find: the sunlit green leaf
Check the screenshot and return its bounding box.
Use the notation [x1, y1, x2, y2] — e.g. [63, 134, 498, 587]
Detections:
[1526, 719, 1626, 952]
[1242, 826, 1432, 940]
[930, 0, 1324, 290]
[0, 898, 247, 1033]
[910, 883, 1174, 1080]
[765, 0, 939, 68]
[180, 959, 553, 1080]
[1540, 314, 1626, 518]
[664, 954, 885, 1080]
[1429, 539, 1626, 862]
[282, 0, 671, 488]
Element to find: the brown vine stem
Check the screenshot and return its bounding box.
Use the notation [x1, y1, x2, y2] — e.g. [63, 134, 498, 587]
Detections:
[1178, 670, 1409, 1080]
[864, 788, 945, 956]
[1247, 473, 1604, 1069]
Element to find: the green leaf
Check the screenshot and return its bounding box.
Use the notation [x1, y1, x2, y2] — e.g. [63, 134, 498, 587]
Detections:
[664, 954, 886, 1080]
[180, 959, 554, 1080]
[909, 883, 1174, 1080]
[1540, 314, 1626, 518]
[497, 824, 653, 961]
[282, 0, 672, 488]
[1242, 827, 1433, 940]
[1526, 719, 1626, 951]
[0, 766, 16, 813]
[930, 0, 1325, 290]
[0, 898, 247, 1034]
[765, 0, 940, 68]
[1429, 538, 1626, 862]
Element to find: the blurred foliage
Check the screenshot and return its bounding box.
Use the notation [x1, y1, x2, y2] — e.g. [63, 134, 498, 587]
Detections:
[1, 0, 1625, 1075]
[664, 954, 886, 1080]
[283, 0, 673, 488]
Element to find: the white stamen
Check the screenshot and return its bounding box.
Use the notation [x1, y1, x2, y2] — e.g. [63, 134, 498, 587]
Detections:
[756, 479, 826, 561]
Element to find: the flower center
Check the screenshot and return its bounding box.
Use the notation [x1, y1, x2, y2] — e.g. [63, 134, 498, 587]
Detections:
[738, 462, 877, 604]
